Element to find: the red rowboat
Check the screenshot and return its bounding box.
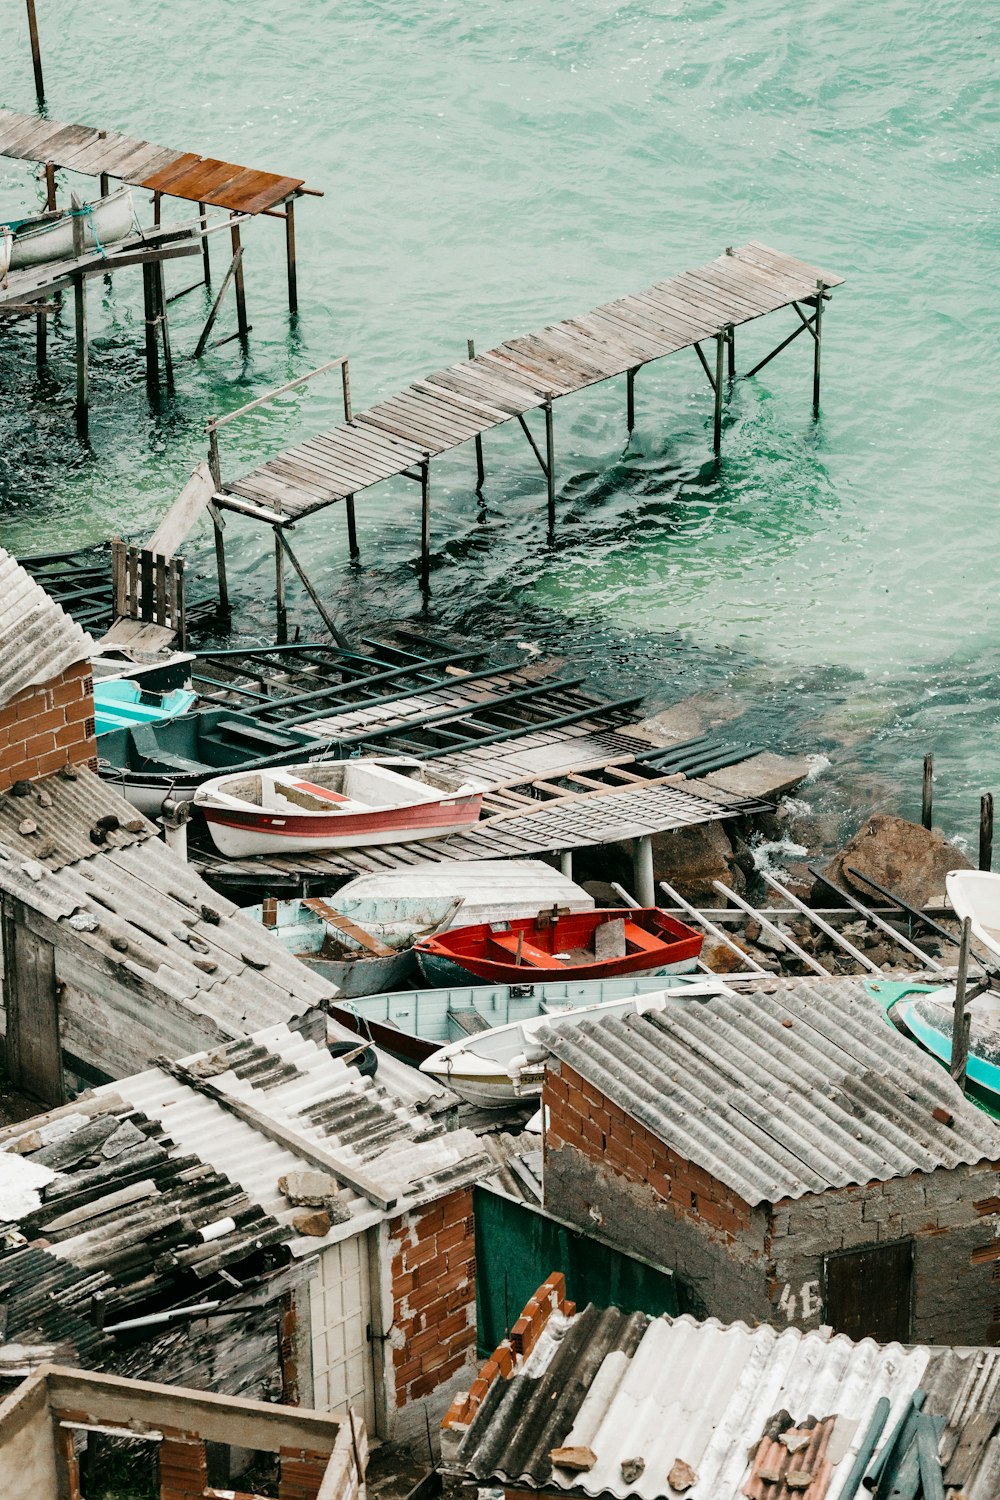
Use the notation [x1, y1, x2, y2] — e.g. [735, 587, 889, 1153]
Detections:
[414, 906, 703, 986]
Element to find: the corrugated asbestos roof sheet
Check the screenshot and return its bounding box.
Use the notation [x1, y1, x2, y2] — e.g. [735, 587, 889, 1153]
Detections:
[453, 1306, 1000, 1500]
[538, 978, 1000, 1203]
[0, 1092, 295, 1340]
[0, 547, 93, 709]
[114, 1023, 490, 1248]
[0, 768, 149, 871]
[0, 770, 332, 1033]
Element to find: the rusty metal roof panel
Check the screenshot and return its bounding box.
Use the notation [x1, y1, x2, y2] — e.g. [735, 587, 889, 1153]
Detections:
[0, 547, 93, 710]
[454, 1310, 930, 1500]
[538, 978, 1000, 1203]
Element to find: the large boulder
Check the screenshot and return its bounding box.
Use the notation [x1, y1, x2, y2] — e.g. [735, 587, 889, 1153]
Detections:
[817, 813, 971, 910]
[650, 820, 745, 906]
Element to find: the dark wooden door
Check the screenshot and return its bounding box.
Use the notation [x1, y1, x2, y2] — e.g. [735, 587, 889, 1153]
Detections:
[824, 1239, 913, 1343]
[1, 897, 64, 1106]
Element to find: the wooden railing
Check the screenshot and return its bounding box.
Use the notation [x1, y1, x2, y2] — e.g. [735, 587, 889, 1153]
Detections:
[110, 538, 187, 647]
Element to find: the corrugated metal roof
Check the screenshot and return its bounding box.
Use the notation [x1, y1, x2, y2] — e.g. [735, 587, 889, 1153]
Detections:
[0, 547, 93, 709]
[115, 1023, 490, 1250]
[0, 768, 149, 871]
[454, 1308, 933, 1500]
[0, 771, 332, 1035]
[538, 978, 1000, 1203]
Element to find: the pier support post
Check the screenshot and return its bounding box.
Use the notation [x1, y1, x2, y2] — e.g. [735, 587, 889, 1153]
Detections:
[632, 835, 655, 907]
[560, 851, 573, 881]
[713, 331, 725, 455]
[198, 202, 211, 286]
[142, 262, 160, 394]
[420, 459, 431, 594]
[345, 496, 360, 560]
[727, 326, 735, 382]
[544, 398, 555, 538]
[73, 274, 88, 439]
[274, 525, 287, 642]
[230, 217, 249, 344]
[813, 280, 825, 414]
[981, 793, 994, 871]
[468, 339, 485, 491]
[206, 431, 230, 618]
[285, 197, 298, 316]
[922, 752, 934, 830]
[35, 305, 47, 369]
[155, 261, 175, 393]
[26, 0, 44, 105]
[626, 366, 637, 434]
[951, 917, 971, 1093]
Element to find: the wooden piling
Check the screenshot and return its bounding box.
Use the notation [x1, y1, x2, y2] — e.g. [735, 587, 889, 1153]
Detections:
[922, 752, 934, 830]
[544, 399, 555, 537]
[44, 161, 56, 211]
[198, 201, 211, 285]
[230, 217, 249, 343]
[420, 460, 431, 593]
[207, 430, 230, 617]
[285, 196, 298, 315]
[155, 260, 174, 393]
[274, 526, 287, 641]
[345, 496, 360, 560]
[713, 332, 725, 455]
[142, 262, 160, 393]
[26, 0, 44, 105]
[727, 325, 735, 382]
[626, 366, 637, 434]
[813, 280, 825, 414]
[73, 274, 88, 437]
[951, 916, 972, 1093]
[468, 338, 485, 491]
[980, 793, 994, 872]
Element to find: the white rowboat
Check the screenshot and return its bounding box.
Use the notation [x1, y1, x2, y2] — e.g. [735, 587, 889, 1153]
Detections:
[5, 187, 134, 270]
[947, 870, 1000, 964]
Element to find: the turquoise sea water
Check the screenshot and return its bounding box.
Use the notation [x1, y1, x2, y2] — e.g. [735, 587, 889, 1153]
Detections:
[0, 1, 997, 845]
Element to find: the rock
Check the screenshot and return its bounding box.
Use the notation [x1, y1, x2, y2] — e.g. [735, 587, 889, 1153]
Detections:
[667, 1459, 698, 1492]
[292, 1209, 332, 1237]
[699, 752, 814, 802]
[550, 1447, 597, 1473]
[651, 821, 744, 906]
[280, 1170, 341, 1208]
[620, 1457, 645, 1483]
[756, 926, 788, 955]
[580, 881, 620, 905]
[819, 813, 972, 910]
[701, 937, 753, 974]
[744, 917, 762, 944]
[11, 1132, 42, 1154]
[628, 692, 743, 747]
[18, 819, 37, 836]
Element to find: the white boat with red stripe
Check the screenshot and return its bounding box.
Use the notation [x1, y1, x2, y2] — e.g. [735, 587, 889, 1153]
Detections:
[194, 756, 485, 857]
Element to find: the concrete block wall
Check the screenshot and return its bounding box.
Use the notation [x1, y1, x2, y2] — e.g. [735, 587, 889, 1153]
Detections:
[544, 1061, 770, 1319]
[769, 1161, 1000, 1345]
[388, 1186, 478, 1410]
[0, 660, 96, 791]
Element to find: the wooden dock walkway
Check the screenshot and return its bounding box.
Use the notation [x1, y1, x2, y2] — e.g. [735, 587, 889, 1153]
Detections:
[215, 240, 843, 531]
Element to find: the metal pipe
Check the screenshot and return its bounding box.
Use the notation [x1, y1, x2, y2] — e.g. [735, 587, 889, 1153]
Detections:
[758, 870, 881, 974]
[863, 1389, 925, 1492]
[658, 879, 767, 975]
[710, 880, 828, 976]
[807, 866, 946, 973]
[835, 1395, 890, 1500]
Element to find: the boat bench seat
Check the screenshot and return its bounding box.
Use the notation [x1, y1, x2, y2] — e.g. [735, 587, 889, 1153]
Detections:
[214, 717, 302, 750]
[620, 922, 666, 953]
[129, 723, 203, 773]
[146, 751, 207, 773]
[490, 931, 566, 969]
[448, 1008, 492, 1035]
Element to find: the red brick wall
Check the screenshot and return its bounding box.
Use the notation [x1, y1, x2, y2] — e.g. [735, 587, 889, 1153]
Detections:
[545, 1061, 753, 1240]
[389, 1186, 477, 1408]
[0, 660, 96, 791]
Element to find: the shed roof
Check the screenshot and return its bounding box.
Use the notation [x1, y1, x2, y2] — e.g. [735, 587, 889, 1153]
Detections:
[450, 1303, 1000, 1500]
[106, 1022, 491, 1248]
[0, 769, 332, 1039]
[538, 978, 1000, 1203]
[0, 547, 93, 710]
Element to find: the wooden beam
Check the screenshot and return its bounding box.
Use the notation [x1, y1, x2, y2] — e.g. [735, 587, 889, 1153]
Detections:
[193, 245, 243, 358]
[275, 528, 350, 648]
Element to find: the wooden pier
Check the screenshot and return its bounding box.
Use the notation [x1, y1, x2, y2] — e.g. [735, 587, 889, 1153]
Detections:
[209, 241, 844, 603]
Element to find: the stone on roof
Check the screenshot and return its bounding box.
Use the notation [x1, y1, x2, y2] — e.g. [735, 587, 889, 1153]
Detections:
[0, 547, 93, 710]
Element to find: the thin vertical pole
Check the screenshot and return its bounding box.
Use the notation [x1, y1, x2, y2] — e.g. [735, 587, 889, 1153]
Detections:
[560, 851, 573, 880]
[152, 191, 162, 227]
[44, 162, 56, 211]
[341, 358, 360, 559]
[626, 367, 637, 434]
[26, 0, 44, 105]
[633, 835, 655, 907]
[142, 262, 160, 393]
[544, 398, 555, 538]
[73, 275, 88, 437]
[813, 280, 825, 415]
[207, 432, 230, 615]
[230, 217, 249, 342]
[35, 305, 47, 369]
[285, 196, 298, 315]
[198, 202, 211, 286]
[274, 526, 287, 642]
[420, 460, 431, 594]
[950, 916, 971, 1093]
[727, 326, 735, 382]
[155, 260, 174, 393]
[99, 172, 109, 198]
[713, 332, 725, 455]
[980, 793, 994, 872]
[468, 338, 485, 491]
[922, 753, 934, 831]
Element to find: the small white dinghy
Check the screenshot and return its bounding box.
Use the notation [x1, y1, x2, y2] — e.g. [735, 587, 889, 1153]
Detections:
[947, 870, 1000, 963]
[418, 979, 733, 1109]
[5, 186, 134, 270]
[195, 755, 485, 857]
[331, 860, 595, 932]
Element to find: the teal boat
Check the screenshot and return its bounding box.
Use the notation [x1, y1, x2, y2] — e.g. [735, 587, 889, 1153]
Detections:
[94, 679, 197, 736]
[865, 979, 1000, 1122]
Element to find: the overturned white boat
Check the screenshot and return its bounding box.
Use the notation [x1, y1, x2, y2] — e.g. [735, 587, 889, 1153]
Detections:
[418, 979, 732, 1109]
[947, 869, 1000, 964]
[5, 186, 134, 270]
[331, 859, 594, 933]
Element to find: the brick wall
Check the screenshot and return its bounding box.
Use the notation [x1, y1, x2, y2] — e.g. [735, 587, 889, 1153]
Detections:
[0, 660, 96, 792]
[388, 1186, 478, 1410]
